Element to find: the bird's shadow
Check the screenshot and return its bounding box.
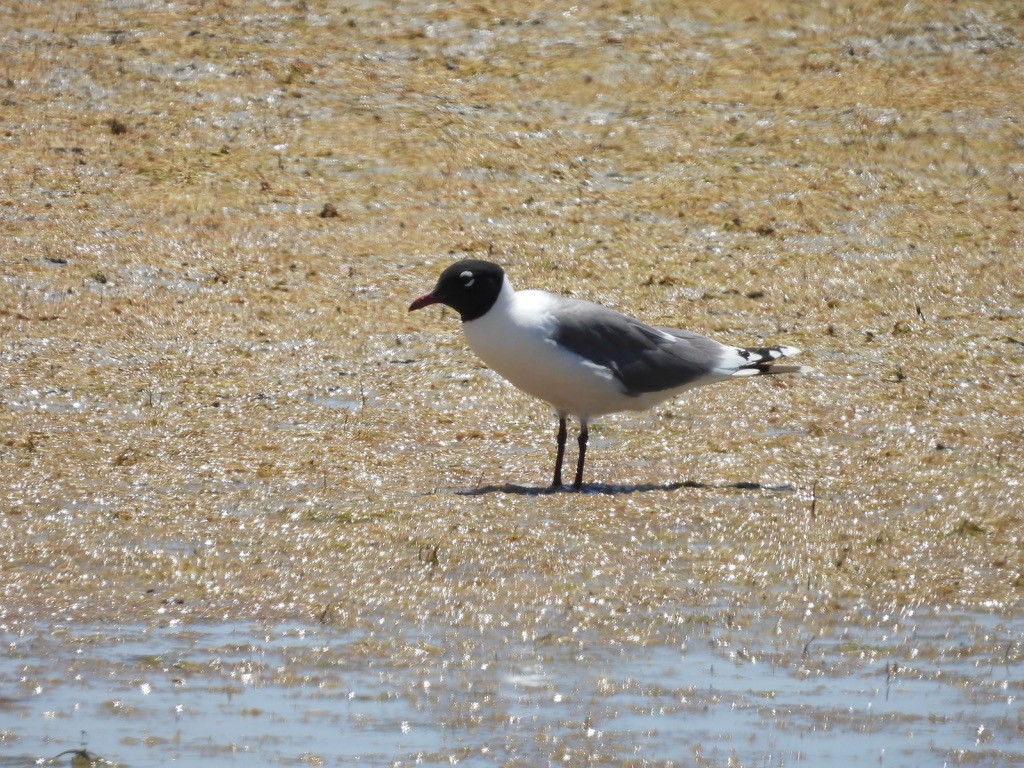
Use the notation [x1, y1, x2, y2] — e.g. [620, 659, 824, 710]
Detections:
[457, 480, 797, 497]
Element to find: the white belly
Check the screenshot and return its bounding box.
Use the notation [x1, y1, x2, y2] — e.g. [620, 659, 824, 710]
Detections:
[462, 290, 638, 419]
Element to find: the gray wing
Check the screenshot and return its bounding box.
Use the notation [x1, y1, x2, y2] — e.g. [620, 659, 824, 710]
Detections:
[551, 299, 726, 396]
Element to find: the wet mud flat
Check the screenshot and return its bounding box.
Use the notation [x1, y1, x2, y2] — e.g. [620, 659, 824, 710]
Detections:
[2, 0, 1023, 765]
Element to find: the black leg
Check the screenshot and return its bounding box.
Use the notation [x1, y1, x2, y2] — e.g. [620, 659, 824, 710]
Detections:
[572, 422, 588, 490]
[551, 416, 567, 489]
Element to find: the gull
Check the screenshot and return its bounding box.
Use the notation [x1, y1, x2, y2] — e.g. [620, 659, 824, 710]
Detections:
[410, 259, 804, 490]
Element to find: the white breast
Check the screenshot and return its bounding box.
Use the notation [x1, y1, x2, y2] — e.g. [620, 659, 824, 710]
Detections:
[462, 287, 627, 419]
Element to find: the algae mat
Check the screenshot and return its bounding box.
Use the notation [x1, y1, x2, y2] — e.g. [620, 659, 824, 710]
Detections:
[1, 1, 1022, 765]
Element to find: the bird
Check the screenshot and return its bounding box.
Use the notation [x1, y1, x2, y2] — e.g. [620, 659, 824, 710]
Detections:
[409, 259, 805, 491]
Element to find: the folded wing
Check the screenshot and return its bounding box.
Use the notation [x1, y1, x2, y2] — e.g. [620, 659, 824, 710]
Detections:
[550, 300, 730, 396]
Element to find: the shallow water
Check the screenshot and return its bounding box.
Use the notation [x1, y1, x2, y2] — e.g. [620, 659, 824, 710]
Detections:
[2, 608, 1020, 767]
[3, 0, 1023, 766]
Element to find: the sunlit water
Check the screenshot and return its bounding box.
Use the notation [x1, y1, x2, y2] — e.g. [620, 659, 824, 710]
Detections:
[2, 2, 1023, 767]
[1, 609, 1020, 767]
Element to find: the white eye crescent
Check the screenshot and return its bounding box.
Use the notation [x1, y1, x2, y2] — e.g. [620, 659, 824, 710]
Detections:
[460, 270, 474, 287]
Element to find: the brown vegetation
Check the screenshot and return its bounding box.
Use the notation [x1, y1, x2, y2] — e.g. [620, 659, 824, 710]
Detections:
[1, 1, 1022, 635]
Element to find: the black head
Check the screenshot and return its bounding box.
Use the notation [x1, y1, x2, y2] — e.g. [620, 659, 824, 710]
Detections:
[408, 259, 506, 322]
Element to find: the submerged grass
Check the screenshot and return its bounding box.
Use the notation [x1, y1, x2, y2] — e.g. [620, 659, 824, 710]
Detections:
[0, 0, 1022, 643]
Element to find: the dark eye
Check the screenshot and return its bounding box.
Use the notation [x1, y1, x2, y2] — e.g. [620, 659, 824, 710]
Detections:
[459, 270, 475, 287]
